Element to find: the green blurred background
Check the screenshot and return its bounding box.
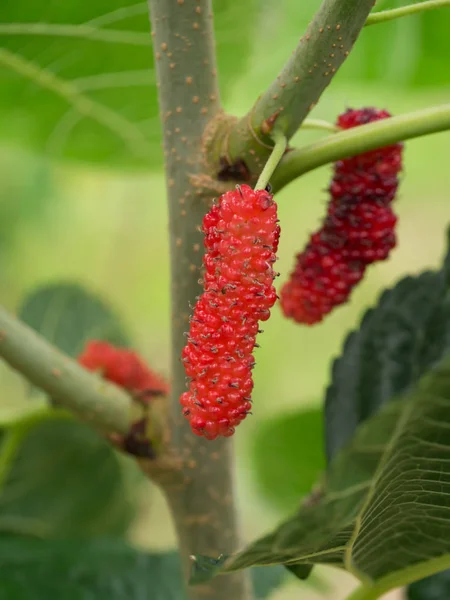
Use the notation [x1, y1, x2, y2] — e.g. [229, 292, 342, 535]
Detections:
[0, 0, 449, 598]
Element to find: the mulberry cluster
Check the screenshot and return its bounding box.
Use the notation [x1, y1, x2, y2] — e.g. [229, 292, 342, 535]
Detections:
[78, 340, 169, 400]
[181, 185, 280, 440]
[280, 107, 403, 325]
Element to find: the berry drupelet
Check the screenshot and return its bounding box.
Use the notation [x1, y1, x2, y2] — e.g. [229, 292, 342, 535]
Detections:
[78, 340, 169, 400]
[181, 185, 280, 440]
[280, 107, 403, 325]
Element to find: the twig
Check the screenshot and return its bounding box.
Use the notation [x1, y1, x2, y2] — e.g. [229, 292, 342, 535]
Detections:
[366, 0, 450, 26]
[271, 104, 450, 192]
[0, 306, 131, 435]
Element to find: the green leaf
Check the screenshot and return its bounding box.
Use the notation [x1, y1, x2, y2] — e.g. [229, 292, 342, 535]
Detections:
[0, 153, 54, 255]
[250, 564, 287, 599]
[325, 238, 450, 462]
[190, 353, 450, 595]
[0, 534, 286, 599]
[252, 0, 450, 93]
[0, 0, 256, 168]
[341, 0, 450, 88]
[408, 569, 450, 600]
[0, 536, 184, 600]
[324, 230, 450, 596]
[0, 408, 136, 538]
[18, 282, 129, 358]
[251, 407, 325, 512]
[190, 232, 450, 593]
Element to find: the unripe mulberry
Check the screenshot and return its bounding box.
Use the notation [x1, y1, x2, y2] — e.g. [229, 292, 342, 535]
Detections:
[78, 340, 169, 400]
[181, 185, 279, 440]
[280, 107, 403, 325]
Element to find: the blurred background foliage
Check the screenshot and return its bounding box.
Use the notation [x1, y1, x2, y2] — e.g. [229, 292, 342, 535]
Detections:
[0, 0, 449, 598]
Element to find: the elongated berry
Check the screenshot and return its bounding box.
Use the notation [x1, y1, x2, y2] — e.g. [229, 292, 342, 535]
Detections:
[78, 340, 169, 400]
[280, 107, 403, 325]
[181, 185, 279, 440]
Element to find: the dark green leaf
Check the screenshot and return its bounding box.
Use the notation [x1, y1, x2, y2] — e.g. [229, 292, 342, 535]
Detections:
[18, 282, 129, 358]
[325, 234, 450, 462]
[0, 409, 136, 538]
[324, 230, 450, 595]
[0, 535, 286, 599]
[250, 564, 287, 599]
[0, 536, 184, 600]
[408, 569, 450, 600]
[0, 0, 256, 168]
[190, 353, 450, 594]
[251, 407, 325, 512]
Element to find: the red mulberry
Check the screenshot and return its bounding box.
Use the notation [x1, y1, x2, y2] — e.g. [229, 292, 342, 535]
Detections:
[78, 340, 169, 400]
[280, 107, 403, 325]
[181, 185, 279, 440]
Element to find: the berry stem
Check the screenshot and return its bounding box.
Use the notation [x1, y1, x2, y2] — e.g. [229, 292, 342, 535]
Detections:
[147, 1, 250, 599]
[255, 130, 288, 190]
[271, 103, 450, 192]
[366, 0, 450, 26]
[301, 118, 340, 132]
[0, 306, 132, 435]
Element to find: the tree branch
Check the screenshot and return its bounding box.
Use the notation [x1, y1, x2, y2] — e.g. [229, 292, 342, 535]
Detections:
[0, 306, 131, 435]
[366, 0, 450, 26]
[209, 0, 375, 176]
[147, 1, 250, 599]
[271, 103, 450, 192]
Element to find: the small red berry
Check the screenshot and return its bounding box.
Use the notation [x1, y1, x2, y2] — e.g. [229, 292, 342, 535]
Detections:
[280, 107, 403, 325]
[181, 185, 279, 440]
[78, 340, 169, 400]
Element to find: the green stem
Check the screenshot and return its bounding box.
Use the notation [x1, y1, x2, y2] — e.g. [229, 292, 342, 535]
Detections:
[147, 1, 250, 599]
[345, 554, 450, 600]
[0, 306, 131, 435]
[271, 103, 450, 192]
[300, 118, 340, 132]
[344, 584, 381, 600]
[255, 131, 288, 190]
[219, 0, 374, 175]
[366, 0, 450, 26]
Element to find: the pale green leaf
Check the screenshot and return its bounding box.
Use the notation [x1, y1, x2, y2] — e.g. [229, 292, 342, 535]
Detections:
[0, 0, 256, 168]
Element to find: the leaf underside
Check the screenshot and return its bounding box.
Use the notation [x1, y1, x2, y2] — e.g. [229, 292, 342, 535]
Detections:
[191, 230, 450, 593]
[194, 356, 450, 585]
